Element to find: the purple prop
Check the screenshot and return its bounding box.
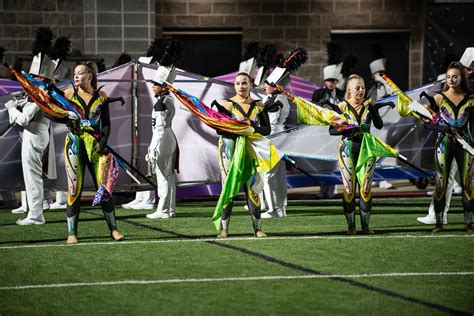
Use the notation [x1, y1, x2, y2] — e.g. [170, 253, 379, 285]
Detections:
[0, 79, 21, 95]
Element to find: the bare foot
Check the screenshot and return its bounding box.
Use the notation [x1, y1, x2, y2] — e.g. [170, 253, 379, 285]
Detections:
[111, 230, 124, 241]
[217, 229, 228, 238]
[66, 235, 78, 244]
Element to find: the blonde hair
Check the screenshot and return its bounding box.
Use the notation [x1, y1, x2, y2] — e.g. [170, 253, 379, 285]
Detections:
[344, 74, 365, 100]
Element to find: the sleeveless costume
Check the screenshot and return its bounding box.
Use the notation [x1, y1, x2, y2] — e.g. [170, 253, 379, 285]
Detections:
[217, 99, 270, 232]
[431, 93, 473, 227]
[64, 87, 118, 236]
[331, 100, 383, 230]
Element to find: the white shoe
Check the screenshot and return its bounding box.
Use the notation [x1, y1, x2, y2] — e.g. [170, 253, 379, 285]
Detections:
[43, 200, 50, 211]
[426, 191, 434, 196]
[417, 215, 436, 225]
[49, 202, 67, 209]
[121, 199, 141, 209]
[244, 205, 249, 211]
[417, 215, 447, 225]
[453, 185, 462, 195]
[16, 216, 45, 225]
[261, 210, 284, 219]
[379, 180, 394, 189]
[169, 211, 176, 218]
[146, 211, 170, 219]
[130, 201, 155, 210]
[11, 206, 27, 214]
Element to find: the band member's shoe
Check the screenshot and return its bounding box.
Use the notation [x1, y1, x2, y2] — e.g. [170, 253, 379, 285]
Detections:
[362, 227, 375, 235]
[16, 216, 45, 225]
[346, 227, 357, 235]
[465, 224, 473, 233]
[121, 199, 141, 209]
[130, 201, 155, 210]
[417, 215, 447, 225]
[261, 209, 284, 219]
[49, 202, 67, 209]
[146, 211, 170, 219]
[66, 235, 78, 244]
[432, 225, 444, 233]
[217, 229, 228, 238]
[111, 230, 124, 241]
[11, 205, 27, 214]
[255, 230, 267, 238]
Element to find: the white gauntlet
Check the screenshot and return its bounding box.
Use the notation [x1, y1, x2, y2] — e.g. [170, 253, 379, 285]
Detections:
[4, 100, 17, 109]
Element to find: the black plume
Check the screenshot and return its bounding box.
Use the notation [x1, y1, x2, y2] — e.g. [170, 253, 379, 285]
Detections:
[158, 39, 184, 67]
[257, 43, 278, 68]
[370, 43, 384, 60]
[274, 53, 284, 66]
[281, 47, 308, 72]
[32, 27, 53, 56]
[341, 55, 357, 78]
[145, 38, 163, 57]
[0, 47, 5, 61]
[242, 42, 260, 61]
[51, 36, 71, 60]
[112, 53, 132, 68]
[327, 41, 342, 65]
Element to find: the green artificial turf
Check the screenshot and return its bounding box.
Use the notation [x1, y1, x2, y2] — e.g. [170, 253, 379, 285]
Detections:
[0, 196, 473, 315]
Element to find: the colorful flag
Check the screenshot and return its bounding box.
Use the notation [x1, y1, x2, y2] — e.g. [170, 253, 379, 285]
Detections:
[167, 84, 283, 231]
[380, 73, 432, 120]
[276, 85, 357, 132]
[355, 132, 399, 182]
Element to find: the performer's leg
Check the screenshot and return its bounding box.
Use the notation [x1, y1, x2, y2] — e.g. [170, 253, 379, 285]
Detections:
[245, 174, 266, 237]
[168, 151, 177, 217]
[87, 144, 123, 240]
[442, 162, 458, 222]
[432, 138, 452, 232]
[269, 161, 287, 217]
[18, 132, 48, 224]
[419, 161, 457, 225]
[11, 191, 27, 214]
[338, 140, 357, 235]
[455, 143, 474, 232]
[217, 137, 235, 236]
[64, 134, 86, 242]
[148, 153, 173, 218]
[261, 164, 285, 218]
[359, 158, 376, 234]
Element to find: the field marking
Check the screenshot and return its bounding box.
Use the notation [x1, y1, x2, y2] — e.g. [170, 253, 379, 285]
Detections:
[0, 234, 472, 250]
[1, 272, 473, 291]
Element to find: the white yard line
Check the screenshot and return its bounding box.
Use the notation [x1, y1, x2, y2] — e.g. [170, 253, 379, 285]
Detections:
[0, 234, 472, 250]
[1, 272, 473, 291]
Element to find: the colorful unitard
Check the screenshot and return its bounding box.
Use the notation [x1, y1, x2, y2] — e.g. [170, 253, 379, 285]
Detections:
[215, 99, 271, 232]
[63, 87, 118, 236]
[430, 93, 473, 227]
[330, 101, 383, 231]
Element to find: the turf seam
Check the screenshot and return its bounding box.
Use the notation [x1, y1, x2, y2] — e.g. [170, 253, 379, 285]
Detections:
[99, 213, 472, 316]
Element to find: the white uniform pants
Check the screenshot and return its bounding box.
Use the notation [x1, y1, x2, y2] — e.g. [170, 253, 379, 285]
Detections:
[22, 129, 49, 220]
[154, 128, 177, 213]
[262, 160, 287, 212]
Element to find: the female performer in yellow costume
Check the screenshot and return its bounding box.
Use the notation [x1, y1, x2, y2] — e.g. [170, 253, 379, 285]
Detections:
[212, 72, 271, 238]
[330, 75, 383, 235]
[424, 62, 473, 232]
[63, 62, 124, 244]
